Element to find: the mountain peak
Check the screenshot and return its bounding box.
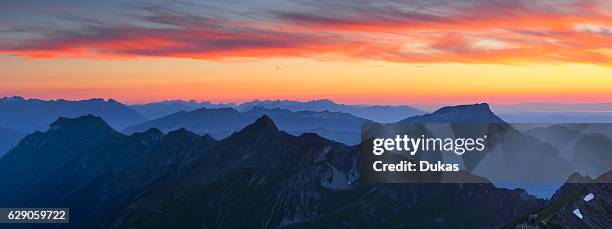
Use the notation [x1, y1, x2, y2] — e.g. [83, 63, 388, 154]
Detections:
[38, 115, 117, 143]
[435, 103, 491, 112]
[129, 128, 165, 145]
[565, 172, 593, 183]
[107, 98, 120, 104]
[0, 96, 25, 103]
[201, 134, 217, 144]
[50, 115, 115, 133]
[239, 115, 279, 135]
[131, 128, 164, 139]
[163, 128, 202, 145]
[310, 99, 336, 105]
[401, 103, 506, 123]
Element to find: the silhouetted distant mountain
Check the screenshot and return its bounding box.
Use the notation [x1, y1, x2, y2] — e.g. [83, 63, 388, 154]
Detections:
[0, 115, 545, 229]
[131, 99, 423, 123]
[0, 126, 24, 156]
[400, 103, 506, 123]
[129, 102, 193, 120]
[124, 107, 372, 145]
[0, 96, 147, 132]
[125, 107, 246, 136]
[129, 100, 236, 119]
[238, 99, 424, 122]
[157, 100, 237, 109]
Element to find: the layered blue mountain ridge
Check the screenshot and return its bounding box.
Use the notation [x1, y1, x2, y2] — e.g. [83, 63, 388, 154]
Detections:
[0, 96, 147, 132]
[0, 113, 546, 229]
[1, 98, 610, 199]
[0, 103, 610, 228]
[124, 106, 373, 145]
[237, 99, 425, 123]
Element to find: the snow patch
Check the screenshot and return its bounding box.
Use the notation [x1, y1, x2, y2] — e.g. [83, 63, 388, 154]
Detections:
[584, 193, 594, 202]
[573, 208, 583, 219]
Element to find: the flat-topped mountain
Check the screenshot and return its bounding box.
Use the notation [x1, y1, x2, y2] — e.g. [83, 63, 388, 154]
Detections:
[400, 103, 506, 123]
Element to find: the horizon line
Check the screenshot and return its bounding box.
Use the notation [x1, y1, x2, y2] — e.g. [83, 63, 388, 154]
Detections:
[3, 95, 612, 108]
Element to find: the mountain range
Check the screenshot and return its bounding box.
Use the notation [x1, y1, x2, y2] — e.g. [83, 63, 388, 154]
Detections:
[0, 102, 610, 228]
[124, 107, 371, 145]
[2, 97, 608, 189]
[0, 96, 422, 153]
[123, 103, 505, 146]
[0, 115, 545, 229]
[2, 96, 609, 155]
[0, 96, 149, 153]
[237, 99, 425, 123]
[0, 96, 147, 132]
[129, 100, 236, 120]
[128, 99, 425, 123]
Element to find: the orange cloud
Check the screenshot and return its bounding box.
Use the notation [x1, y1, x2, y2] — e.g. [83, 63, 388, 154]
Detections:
[1, 0, 611, 65]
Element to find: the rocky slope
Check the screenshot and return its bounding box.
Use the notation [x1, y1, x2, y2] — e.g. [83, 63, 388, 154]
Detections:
[507, 170, 612, 229]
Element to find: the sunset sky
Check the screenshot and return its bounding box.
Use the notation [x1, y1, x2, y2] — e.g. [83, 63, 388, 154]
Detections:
[1, 0, 611, 105]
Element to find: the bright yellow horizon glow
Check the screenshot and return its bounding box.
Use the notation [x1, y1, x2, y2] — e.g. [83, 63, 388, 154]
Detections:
[1, 54, 611, 105]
